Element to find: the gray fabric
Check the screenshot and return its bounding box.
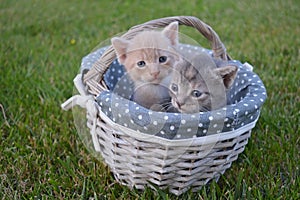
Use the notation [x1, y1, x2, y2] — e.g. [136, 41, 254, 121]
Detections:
[81, 45, 267, 140]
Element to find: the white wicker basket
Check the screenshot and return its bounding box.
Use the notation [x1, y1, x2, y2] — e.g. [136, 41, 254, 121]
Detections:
[62, 16, 266, 195]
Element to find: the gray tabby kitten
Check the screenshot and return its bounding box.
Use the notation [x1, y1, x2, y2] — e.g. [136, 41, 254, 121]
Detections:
[169, 52, 238, 113]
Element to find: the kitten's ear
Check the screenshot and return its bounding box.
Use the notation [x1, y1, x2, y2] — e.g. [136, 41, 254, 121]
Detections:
[214, 65, 238, 89]
[111, 37, 129, 64]
[162, 21, 179, 46]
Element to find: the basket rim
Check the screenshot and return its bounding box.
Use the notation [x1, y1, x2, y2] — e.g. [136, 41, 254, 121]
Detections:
[98, 108, 259, 146]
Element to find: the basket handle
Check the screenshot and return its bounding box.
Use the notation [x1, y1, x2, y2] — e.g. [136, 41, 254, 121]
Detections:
[83, 16, 230, 96]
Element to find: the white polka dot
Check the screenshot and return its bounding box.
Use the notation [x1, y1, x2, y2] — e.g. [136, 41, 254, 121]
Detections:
[245, 111, 248, 115]
[170, 125, 175, 130]
[109, 107, 112, 112]
[243, 73, 247, 77]
[203, 129, 207, 133]
[255, 105, 258, 109]
[176, 134, 181, 138]
[123, 86, 127, 90]
[164, 116, 169, 120]
[198, 123, 203, 127]
[217, 130, 221, 133]
[187, 128, 191, 132]
[224, 118, 229, 122]
[209, 116, 213, 121]
[115, 103, 119, 107]
[143, 126, 148, 130]
[138, 115, 142, 120]
[250, 116, 254, 120]
[260, 98, 264, 102]
[125, 109, 129, 113]
[241, 123, 244, 126]
[136, 106, 140, 110]
[244, 103, 248, 107]
[130, 119, 134, 124]
[191, 115, 196, 118]
[160, 130, 165, 135]
[112, 117, 116, 122]
[124, 123, 128, 127]
[148, 111, 153, 115]
[181, 119, 186, 124]
[105, 98, 109, 102]
[153, 121, 158, 125]
[193, 135, 197, 138]
[226, 123, 231, 127]
[213, 124, 218, 128]
[118, 114, 122, 118]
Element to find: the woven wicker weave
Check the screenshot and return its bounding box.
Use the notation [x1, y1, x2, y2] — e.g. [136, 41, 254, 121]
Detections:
[62, 16, 265, 195]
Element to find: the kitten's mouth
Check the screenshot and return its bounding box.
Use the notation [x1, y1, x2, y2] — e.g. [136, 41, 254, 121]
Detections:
[172, 100, 200, 113]
[149, 78, 162, 84]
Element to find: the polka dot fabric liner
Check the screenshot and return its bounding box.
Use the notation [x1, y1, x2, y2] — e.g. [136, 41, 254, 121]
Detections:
[81, 44, 267, 140]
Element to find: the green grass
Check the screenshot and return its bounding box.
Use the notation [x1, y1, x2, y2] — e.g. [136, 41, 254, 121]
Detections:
[0, 0, 299, 199]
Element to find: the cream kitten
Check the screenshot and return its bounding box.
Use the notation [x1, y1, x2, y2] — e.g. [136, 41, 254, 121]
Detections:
[111, 22, 179, 111]
[169, 52, 238, 113]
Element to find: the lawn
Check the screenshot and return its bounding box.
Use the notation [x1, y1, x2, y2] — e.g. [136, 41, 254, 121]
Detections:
[0, 0, 299, 199]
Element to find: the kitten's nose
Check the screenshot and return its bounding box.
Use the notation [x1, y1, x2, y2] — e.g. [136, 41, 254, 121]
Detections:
[151, 71, 160, 78]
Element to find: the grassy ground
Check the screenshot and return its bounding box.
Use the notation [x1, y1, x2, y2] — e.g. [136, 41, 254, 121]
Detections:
[0, 0, 299, 199]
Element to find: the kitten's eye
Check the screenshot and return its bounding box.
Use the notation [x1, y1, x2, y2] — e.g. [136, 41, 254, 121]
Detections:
[137, 61, 146, 67]
[171, 83, 178, 92]
[159, 56, 167, 63]
[191, 90, 202, 98]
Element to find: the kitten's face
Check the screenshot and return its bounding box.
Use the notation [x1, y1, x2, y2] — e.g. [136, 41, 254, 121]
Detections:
[122, 47, 177, 84]
[111, 22, 179, 86]
[169, 63, 212, 113]
[169, 54, 237, 113]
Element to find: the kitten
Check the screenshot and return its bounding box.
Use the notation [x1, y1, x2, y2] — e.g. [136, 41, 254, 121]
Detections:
[169, 52, 238, 113]
[111, 22, 179, 111]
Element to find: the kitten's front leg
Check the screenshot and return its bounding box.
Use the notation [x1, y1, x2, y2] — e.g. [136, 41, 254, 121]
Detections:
[132, 84, 171, 112]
